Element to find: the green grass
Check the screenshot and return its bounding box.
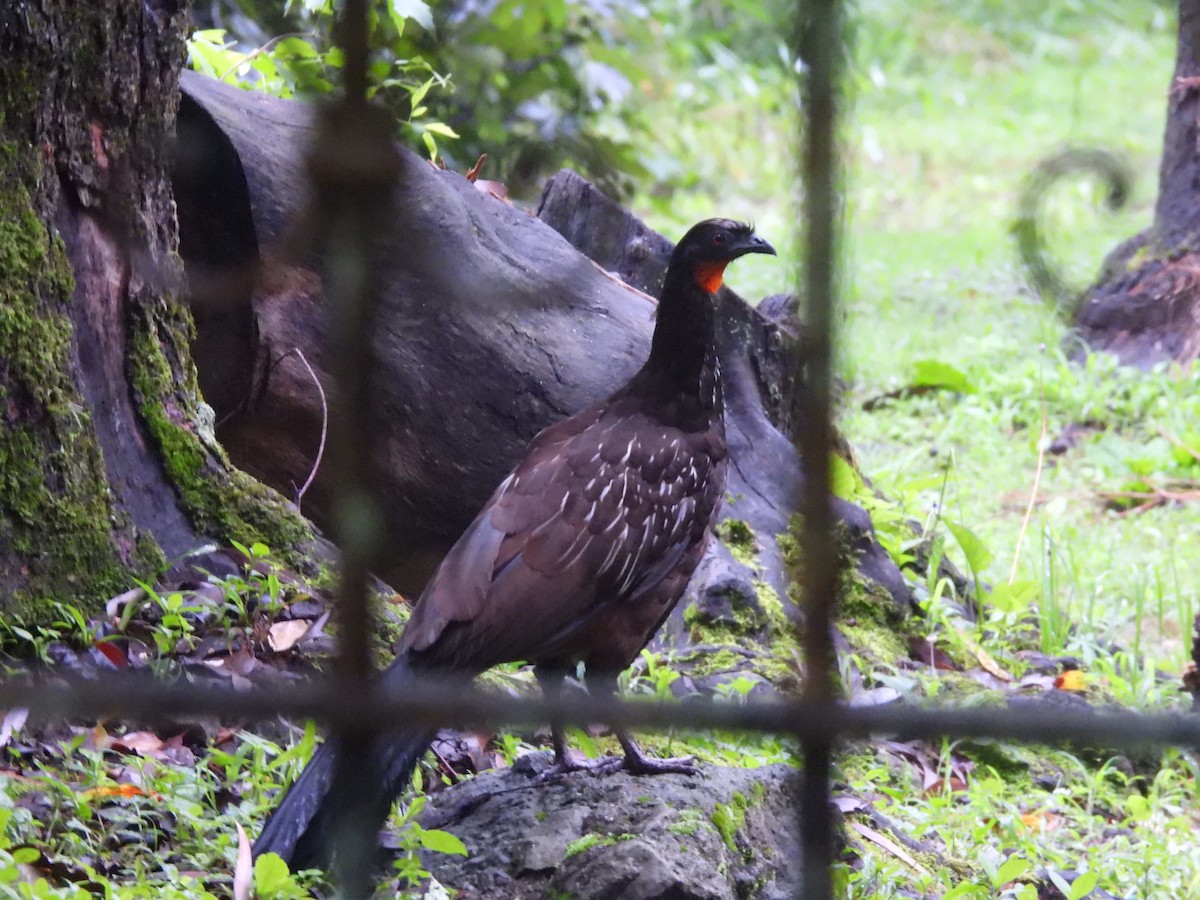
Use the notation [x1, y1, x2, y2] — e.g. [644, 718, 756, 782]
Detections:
[631, 3, 1200, 896]
[639, 1, 1193, 668]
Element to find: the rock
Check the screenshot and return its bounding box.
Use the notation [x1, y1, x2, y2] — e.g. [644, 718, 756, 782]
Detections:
[417, 757, 802, 899]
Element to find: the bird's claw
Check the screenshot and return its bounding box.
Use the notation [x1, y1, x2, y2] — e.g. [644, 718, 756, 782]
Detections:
[533, 750, 696, 781]
[561, 754, 625, 776]
[621, 753, 696, 776]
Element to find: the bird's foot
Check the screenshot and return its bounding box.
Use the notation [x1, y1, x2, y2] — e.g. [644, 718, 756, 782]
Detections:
[616, 731, 696, 776]
[621, 751, 696, 776]
[528, 751, 623, 783]
[556, 753, 625, 775]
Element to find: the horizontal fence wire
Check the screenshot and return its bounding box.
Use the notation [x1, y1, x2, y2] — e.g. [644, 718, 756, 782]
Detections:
[10, 674, 1200, 753]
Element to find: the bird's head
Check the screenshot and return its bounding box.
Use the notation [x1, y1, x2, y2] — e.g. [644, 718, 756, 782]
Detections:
[670, 219, 777, 294]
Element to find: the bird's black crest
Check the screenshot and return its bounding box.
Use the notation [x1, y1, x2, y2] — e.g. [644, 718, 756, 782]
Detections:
[682, 218, 755, 242]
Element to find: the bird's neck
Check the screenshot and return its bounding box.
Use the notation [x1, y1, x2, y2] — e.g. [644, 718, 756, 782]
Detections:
[642, 267, 721, 406]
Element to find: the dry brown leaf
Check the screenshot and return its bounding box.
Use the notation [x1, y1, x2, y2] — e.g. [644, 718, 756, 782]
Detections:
[464, 153, 488, 182]
[923, 776, 969, 795]
[92, 640, 129, 668]
[105, 587, 145, 620]
[0, 709, 29, 748]
[833, 796, 868, 813]
[957, 630, 1014, 682]
[268, 619, 311, 653]
[233, 822, 253, 900]
[82, 724, 111, 751]
[80, 784, 159, 801]
[849, 821, 930, 875]
[112, 731, 165, 757]
[1055, 670, 1087, 692]
[206, 645, 259, 678]
[1019, 811, 1062, 833]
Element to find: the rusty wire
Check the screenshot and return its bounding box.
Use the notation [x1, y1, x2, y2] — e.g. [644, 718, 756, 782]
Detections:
[793, 0, 844, 897]
[11, 674, 1200, 752]
[308, 0, 397, 893]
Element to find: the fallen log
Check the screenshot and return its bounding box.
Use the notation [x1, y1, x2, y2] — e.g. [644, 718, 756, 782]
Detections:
[174, 72, 911, 636]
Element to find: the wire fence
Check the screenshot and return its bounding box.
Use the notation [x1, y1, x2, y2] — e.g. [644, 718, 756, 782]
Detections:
[13, 1, 1200, 898]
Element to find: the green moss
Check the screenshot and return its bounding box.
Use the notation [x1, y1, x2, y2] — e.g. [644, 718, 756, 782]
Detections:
[710, 795, 748, 855]
[681, 647, 747, 678]
[717, 518, 759, 567]
[666, 808, 706, 837]
[748, 779, 767, 805]
[779, 511, 919, 681]
[0, 144, 147, 610]
[126, 308, 310, 556]
[839, 620, 908, 670]
[563, 832, 633, 858]
[678, 567, 801, 690]
[0, 94, 307, 612]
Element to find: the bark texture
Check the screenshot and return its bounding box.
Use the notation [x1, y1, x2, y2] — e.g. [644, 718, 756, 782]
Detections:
[0, 2, 305, 610]
[1076, 0, 1200, 366]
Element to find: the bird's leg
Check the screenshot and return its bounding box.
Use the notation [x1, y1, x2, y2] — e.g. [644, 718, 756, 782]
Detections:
[588, 672, 696, 776]
[535, 666, 621, 774]
[534, 665, 575, 770]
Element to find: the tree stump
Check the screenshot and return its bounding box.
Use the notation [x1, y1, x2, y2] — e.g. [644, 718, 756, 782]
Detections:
[1076, 0, 1200, 367]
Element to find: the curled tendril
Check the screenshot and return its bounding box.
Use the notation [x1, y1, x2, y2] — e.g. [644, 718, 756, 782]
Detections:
[1014, 146, 1133, 310]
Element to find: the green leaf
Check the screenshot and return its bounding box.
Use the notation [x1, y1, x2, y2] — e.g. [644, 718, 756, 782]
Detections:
[391, 0, 434, 30]
[911, 359, 976, 394]
[829, 454, 861, 501]
[941, 884, 981, 900]
[1047, 871, 1073, 897]
[1125, 794, 1150, 822]
[993, 855, 1031, 886]
[418, 828, 468, 856]
[943, 519, 994, 575]
[274, 37, 318, 59]
[253, 853, 294, 892]
[410, 76, 435, 108]
[1068, 870, 1098, 900]
[422, 121, 460, 138]
[987, 579, 1037, 613]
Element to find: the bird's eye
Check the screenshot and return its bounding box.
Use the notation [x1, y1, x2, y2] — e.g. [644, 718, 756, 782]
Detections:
[713, 233, 726, 244]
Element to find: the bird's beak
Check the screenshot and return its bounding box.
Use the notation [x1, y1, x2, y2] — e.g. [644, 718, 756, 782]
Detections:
[733, 233, 776, 258]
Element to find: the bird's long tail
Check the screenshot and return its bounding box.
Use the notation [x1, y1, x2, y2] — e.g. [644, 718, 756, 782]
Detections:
[252, 657, 437, 871]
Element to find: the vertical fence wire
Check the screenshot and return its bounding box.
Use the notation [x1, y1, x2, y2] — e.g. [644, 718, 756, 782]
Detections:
[310, 0, 399, 893]
[794, 1, 845, 897]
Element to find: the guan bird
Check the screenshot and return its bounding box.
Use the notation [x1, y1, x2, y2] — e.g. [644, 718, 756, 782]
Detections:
[253, 218, 776, 869]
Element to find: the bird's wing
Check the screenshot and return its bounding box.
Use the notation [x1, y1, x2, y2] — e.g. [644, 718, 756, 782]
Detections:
[399, 407, 722, 670]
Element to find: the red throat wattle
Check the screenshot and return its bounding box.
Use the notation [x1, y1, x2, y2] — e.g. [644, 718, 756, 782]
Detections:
[693, 261, 727, 294]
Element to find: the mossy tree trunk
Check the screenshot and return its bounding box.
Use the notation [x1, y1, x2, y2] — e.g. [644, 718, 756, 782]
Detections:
[0, 1, 306, 613]
[1076, 0, 1200, 367]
